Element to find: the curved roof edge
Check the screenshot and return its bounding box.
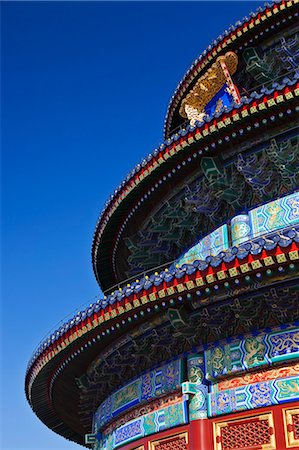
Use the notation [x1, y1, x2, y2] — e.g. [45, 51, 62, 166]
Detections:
[163, 0, 293, 139]
[28, 226, 299, 384]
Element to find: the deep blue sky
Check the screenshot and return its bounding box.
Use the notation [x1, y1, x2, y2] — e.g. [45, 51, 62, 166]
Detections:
[2, 1, 264, 449]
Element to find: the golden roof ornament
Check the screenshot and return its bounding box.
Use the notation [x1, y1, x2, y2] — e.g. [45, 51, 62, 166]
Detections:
[179, 51, 240, 126]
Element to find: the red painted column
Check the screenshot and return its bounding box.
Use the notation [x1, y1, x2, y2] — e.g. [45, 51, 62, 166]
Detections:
[272, 403, 289, 450]
[189, 418, 213, 450]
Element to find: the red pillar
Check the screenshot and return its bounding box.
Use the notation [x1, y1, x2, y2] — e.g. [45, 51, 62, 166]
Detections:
[189, 418, 213, 450]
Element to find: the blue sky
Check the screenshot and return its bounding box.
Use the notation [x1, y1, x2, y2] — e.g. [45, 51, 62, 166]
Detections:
[2, 1, 264, 449]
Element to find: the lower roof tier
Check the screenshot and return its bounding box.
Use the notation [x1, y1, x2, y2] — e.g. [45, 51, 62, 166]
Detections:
[25, 229, 299, 446]
[91, 340, 299, 450]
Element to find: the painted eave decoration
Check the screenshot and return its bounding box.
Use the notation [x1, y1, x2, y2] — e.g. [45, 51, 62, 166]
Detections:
[26, 226, 299, 399]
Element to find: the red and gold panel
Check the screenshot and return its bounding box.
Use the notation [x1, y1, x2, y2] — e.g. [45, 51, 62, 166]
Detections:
[217, 363, 299, 392]
[149, 432, 189, 450]
[283, 408, 299, 448]
[213, 412, 276, 450]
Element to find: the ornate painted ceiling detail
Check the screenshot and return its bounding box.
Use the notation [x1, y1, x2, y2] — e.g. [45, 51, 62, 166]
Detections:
[125, 135, 298, 277]
[241, 31, 299, 88]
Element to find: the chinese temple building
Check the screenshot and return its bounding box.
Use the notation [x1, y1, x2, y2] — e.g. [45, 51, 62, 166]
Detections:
[25, 1, 299, 449]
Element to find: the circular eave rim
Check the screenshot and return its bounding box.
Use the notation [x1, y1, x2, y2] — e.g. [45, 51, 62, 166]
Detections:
[27, 236, 299, 394]
[25, 259, 299, 445]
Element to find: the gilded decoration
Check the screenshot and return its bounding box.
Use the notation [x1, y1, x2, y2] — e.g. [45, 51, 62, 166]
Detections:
[95, 359, 182, 431]
[189, 366, 204, 384]
[283, 408, 299, 448]
[268, 329, 299, 360]
[112, 379, 140, 413]
[211, 347, 225, 375]
[114, 419, 143, 446]
[186, 355, 208, 421]
[104, 394, 183, 436]
[144, 412, 157, 435]
[187, 355, 205, 384]
[208, 375, 299, 417]
[179, 52, 239, 125]
[215, 392, 231, 415]
[217, 362, 299, 391]
[248, 382, 273, 408]
[98, 400, 188, 449]
[250, 192, 299, 238]
[206, 326, 299, 382]
[141, 372, 153, 400]
[189, 389, 206, 417]
[275, 378, 299, 401]
[243, 336, 266, 367]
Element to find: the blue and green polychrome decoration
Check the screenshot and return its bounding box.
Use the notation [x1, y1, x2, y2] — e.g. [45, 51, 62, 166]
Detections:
[208, 375, 299, 417]
[175, 191, 299, 268]
[91, 325, 299, 450]
[186, 355, 208, 421]
[205, 327, 299, 381]
[94, 359, 183, 431]
[95, 400, 188, 450]
[269, 328, 299, 363]
[176, 224, 229, 266]
[187, 355, 205, 385]
[250, 191, 299, 237]
[231, 214, 251, 246]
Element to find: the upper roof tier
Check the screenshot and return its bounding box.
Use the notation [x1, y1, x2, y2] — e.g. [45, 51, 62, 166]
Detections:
[92, 0, 299, 292]
[163, 0, 298, 138]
